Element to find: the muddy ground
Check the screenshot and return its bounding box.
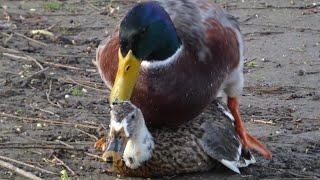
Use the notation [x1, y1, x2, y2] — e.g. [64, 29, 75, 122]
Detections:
[0, 0, 319, 179]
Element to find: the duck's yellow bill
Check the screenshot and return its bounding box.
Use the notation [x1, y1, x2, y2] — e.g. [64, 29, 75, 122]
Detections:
[109, 49, 141, 104]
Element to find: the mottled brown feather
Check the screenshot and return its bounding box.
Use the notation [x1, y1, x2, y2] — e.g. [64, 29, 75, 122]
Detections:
[104, 101, 254, 177]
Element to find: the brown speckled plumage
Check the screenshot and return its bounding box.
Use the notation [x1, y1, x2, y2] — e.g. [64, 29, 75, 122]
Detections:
[105, 101, 255, 177]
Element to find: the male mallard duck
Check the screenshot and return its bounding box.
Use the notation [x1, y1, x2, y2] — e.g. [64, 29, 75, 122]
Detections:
[95, 0, 271, 158]
[100, 101, 256, 177]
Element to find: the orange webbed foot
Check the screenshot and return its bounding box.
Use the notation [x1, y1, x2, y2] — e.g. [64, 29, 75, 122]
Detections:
[236, 125, 272, 159]
[228, 97, 272, 159]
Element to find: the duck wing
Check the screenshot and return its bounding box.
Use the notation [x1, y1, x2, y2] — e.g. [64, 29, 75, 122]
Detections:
[199, 101, 256, 174]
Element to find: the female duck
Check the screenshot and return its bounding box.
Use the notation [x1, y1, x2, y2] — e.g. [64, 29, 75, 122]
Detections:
[95, 0, 271, 158]
[100, 101, 256, 177]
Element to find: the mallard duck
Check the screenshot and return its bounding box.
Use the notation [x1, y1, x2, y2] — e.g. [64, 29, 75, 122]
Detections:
[95, 0, 271, 158]
[99, 101, 256, 177]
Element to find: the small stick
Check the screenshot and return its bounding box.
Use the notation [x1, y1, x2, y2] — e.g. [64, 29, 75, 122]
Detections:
[99, 123, 108, 131]
[32, 106, 60, 118]
[0, 112, 99, 129]
[2, 52, 44, 70]
[61, 77, 106, 93]
[0, 145, 84, 151]
[20, 67, 49, 87]
[4, 33, 13, 45]
[14, 32, 48, 47]
[52, 156, 77, 176]
[25, 55, 44, 70]
[0, 155, 58, 175]
[251, 119, 276, 125]
[41, 61, 83, 70]
[84, 152, 102, 160]
[46, 80, 63, 108]
[2, 51, 82, 71]
[56, 140, 103, 160]
[55, 140, 74, 149]
[76, 128, 98, 141]
[0, 159, 43, 180]
[86, 1, 101, 11]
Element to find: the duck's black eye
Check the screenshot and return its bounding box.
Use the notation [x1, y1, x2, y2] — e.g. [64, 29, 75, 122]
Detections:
[125, 65, 131, 71]
[131, 114, 135, 119]
[140, 27, 148, 34]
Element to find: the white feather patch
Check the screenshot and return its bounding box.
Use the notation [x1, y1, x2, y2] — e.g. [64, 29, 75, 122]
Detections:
[141, 46, 183, 69]
[220, 159, 241, 174]
[218, 103, 235, 122]
[122, 111, 154, 169]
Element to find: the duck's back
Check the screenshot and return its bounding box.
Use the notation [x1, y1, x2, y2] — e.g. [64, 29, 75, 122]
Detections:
[107, 101, 255, 177]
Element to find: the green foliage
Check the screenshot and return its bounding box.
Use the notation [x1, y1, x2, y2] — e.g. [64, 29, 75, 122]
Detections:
[60, 169, 68, 180]
[245, 59, 257, 68]
[44, 1, 61, 11]
[71, 86, 84, 97]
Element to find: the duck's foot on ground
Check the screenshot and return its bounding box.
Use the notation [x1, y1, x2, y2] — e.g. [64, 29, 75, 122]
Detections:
[94, 137, 107, 151]
[237, 128, 272, 159]
[228, 97, 272, 159]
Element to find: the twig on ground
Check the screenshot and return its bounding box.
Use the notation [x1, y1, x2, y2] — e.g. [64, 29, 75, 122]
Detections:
[241, 23, 320, 32]
[69, 77, 106, 92]
[31, 107, 54, 115]
[0, 112, 99, 129]
[250, 115, 293, 120]
[251, 119, 276, 125]
[0, 155, 57, 175]
[99, 123, 108, 131]
[76, 128, 98, 141]
[14, 32, 48, 47]
[46, 80, 63, 108]
[2, 32, 13, 45]
[20, 67, 49, 87]
[60, 77, 106, 93]
[0, 159, 43, 180]
[0, 145, 84, 151]
[41, 61, 83, 70]
[55, 140, 74, 149]
[52, 156, 77, 176]
[86, 1, 101, 11]
[243, 31, 285, 37]
[30, 104, 60, 118]
[1, 48, 84, 71]
[2, 52, 44, 70]
[227, 3, 320, 10]
[56, 140, 103, 160]
[84, 152, 102, 160]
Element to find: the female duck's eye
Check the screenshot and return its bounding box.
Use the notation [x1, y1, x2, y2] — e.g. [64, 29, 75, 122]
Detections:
[131, 114, 135, 119]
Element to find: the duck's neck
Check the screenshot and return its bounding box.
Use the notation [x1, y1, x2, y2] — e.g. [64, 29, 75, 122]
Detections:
[141, 45, 183, 69]
[123, 112, 154, 169]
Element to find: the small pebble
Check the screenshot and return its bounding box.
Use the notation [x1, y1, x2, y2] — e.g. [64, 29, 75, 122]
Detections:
[36, 123, 43, 129]
[297, 69, 306, 76]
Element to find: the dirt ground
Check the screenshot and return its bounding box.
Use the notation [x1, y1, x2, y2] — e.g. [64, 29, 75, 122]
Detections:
[0, 0, 319, 179]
